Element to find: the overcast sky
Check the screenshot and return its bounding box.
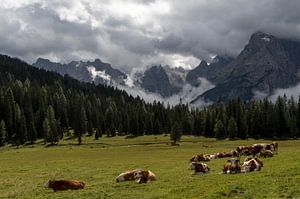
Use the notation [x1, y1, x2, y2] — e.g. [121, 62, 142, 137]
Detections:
[1, 0, 300, 72]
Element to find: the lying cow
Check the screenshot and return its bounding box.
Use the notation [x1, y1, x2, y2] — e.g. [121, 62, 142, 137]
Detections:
[224, 150, 239, 158]
[223, 159, 241, 174]
[242, 157, 263, 172]
[259, 150, 274, 158]
[190, 154, 210, 162]
[189, 162, 210, 174]
[116, 169, 156, 183]
[44, 180, 85, 192]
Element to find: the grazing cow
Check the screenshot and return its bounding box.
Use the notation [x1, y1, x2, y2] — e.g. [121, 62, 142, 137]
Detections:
[242, 157, 263, 172]
[44, 180, 85, 192]
[190, 154, 210, 162]
[189, 162, 210, 174]
[116, 169, 156, 183]
[259, 150, 274, 158]
[223, 159, 241, 174]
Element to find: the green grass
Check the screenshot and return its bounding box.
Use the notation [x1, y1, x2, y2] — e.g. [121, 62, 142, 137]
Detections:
[0, 136, 300, 199]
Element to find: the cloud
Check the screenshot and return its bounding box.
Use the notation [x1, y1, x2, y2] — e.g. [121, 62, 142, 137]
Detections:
[1, 0, 300, 72]
[269, 83, 300, 102]
[117, 76, 214, 107]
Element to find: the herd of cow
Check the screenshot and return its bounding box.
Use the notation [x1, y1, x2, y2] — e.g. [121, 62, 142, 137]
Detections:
[44, 141, 278, 191]
[189, 141, 278, 174]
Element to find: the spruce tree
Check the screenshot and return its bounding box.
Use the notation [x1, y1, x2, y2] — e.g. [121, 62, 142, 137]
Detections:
[42, 118, 51, 144]
[74, 101, 87, 144]
[46, 106, 59, 145]
[170, 121, 182, 145]
[227, 117, 237, 139]
[214, 120, 225, 139]
[0, 120, 7, 146]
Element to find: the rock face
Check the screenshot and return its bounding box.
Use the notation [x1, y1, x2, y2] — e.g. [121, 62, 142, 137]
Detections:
[33, 32, 300, 104]
[186, 56, 233, 86]
[139, 65, 182, 97]
[33, 58, 127, 85]
[193, 32, 300, 102]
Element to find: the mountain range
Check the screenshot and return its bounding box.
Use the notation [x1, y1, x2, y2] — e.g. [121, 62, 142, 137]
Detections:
[33, 32, 300, 105]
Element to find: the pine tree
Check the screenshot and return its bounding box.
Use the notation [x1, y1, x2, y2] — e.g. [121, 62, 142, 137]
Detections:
[0, 120, 7, 146]
[46, 105, 59, 145]
[170, 121, 182, 145]
[42, 118, 51, 144]
[227, 117, 237, 139]
[95, 127, 102, 140]
[214, 120, 225, 139]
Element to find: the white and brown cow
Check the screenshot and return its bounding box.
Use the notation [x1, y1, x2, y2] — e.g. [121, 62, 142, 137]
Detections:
[223, 159, 241, 174]
[116, 169, 156, 183]
[242, 157, 263, 172]
[189, 162, 210, 174]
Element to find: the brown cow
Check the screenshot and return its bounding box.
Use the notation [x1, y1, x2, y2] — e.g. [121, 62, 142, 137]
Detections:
[189, 162, 210, 174]
[223, 159, 241, 174]
[44, 180, 85, 192]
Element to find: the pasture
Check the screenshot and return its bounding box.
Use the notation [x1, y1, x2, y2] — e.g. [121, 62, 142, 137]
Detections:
[0, 136, 300, 199]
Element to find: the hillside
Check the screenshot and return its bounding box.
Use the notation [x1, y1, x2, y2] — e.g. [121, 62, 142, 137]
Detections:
[0, 54, 300, 147]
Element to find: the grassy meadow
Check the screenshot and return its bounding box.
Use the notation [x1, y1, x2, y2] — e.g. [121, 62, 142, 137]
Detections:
[0, 135, 300, 199]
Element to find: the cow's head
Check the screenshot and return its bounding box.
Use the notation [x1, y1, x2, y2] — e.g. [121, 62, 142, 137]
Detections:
[44, 180, 50, 188]
[44, 180, 55, 188]
[189, 162, 196, 170]
[116, 172, 128, 182]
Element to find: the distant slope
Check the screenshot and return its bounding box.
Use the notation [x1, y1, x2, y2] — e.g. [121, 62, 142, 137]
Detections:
[193, 32, 300, 102]
[33, 58, 128, 86]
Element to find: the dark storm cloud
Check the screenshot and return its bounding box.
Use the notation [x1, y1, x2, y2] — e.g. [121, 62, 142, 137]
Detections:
[1, 0, 300, 71]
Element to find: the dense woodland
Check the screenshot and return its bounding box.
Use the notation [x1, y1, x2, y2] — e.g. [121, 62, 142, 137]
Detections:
[0, 54, 300, 147]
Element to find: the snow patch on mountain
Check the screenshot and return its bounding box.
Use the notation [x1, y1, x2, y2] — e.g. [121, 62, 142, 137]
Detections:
[87, 66, 111, 81]
[261, 36, 271, 42]
[124, 76, 134, 88]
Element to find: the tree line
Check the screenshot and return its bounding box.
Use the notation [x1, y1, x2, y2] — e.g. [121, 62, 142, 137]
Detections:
[0, 54, 299, 147]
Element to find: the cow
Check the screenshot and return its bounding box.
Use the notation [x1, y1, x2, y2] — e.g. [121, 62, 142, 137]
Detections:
[189, 162, 210, 174]
[272, 142, 278, 154]
[116, 169, 156, 183]
[223, 159, 241, 174]
[236, 146, 252, 156]
[208, 154, 217, 160]
[259, 150, 274, 158]
[44, 180, 85, 192]
[216, 152, 226, 159]
[242, 157, 263, 172]
[224, 150, 239, 158]
[190, 154, 210, 162]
